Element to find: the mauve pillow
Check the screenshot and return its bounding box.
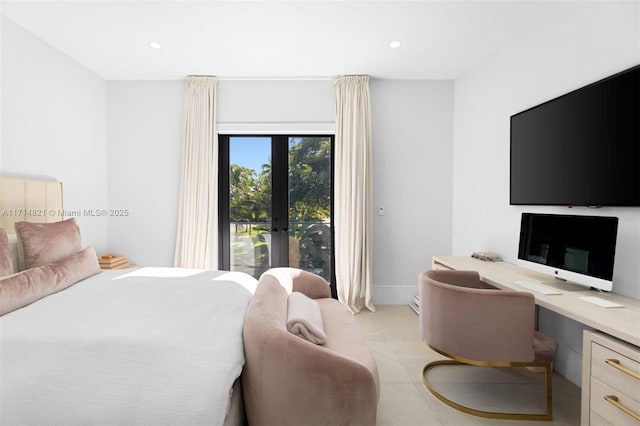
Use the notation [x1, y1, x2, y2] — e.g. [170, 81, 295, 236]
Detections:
[0, 246, 101, 316]
[0, 228, 13, 276]
[8, 234, 19, 273]
[15, 218, 81, 271]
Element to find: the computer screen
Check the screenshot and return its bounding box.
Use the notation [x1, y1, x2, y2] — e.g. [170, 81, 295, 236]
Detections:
[517, 213, 618, 291]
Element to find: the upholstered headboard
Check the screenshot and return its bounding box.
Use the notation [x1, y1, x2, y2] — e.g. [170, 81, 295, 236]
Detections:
[0, 176, 64, 234]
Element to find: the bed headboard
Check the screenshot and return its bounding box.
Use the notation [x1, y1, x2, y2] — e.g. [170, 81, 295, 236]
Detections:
[0, 176, 64, 234]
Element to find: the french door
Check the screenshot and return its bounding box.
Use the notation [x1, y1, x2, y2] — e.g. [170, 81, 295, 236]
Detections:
[219, 135, 335, 294]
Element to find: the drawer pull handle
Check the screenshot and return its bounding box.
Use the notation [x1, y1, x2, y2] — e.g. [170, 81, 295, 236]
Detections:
[605, 358, 640, 380]
[604, 395, 640, 422]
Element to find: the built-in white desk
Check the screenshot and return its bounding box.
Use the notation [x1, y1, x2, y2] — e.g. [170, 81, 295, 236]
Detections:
[432, 256, 640, 346]
[432, 256, 640, 425]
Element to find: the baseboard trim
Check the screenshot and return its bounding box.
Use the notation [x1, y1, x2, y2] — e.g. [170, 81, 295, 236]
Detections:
[372, 285, 417, 305]
[551, 341, 583, 387]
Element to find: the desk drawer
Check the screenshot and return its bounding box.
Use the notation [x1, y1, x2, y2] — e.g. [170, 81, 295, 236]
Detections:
[592, 342, 640, 401]
[591, 377, 640, 425]
[588, 410, 613, 426]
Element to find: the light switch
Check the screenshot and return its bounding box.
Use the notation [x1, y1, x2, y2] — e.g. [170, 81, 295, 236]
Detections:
[377, 206, 385, 216]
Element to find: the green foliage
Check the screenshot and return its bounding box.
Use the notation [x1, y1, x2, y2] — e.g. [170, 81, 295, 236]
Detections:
[229, 164, 270, 222]
[229, 137, 331, 223]
[288, 137, 331, 220]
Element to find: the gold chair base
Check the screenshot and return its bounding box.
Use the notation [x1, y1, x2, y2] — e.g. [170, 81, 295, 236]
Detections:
[422, 358, 553, 421]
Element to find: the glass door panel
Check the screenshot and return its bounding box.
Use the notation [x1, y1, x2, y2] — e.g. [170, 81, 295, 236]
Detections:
[288, 137, 332, 282]
[228, 136, 272, 278]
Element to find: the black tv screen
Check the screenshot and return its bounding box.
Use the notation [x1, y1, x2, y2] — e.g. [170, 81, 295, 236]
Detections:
[510, 65, 640, 206]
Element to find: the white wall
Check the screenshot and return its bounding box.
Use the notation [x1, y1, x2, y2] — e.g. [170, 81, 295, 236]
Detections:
[106, 81, 184, 266]
[107, 78, 455, 305]
[371, 80, 454, 304]
[217, 79, 334, 131]
[0, 16, 108, 252]
[452, 1, 640, 385]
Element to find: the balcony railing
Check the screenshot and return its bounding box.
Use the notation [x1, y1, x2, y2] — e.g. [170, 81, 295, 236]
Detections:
[229, 220, 331, 281]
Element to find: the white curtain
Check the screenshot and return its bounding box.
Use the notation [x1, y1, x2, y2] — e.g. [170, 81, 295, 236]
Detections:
[174, 76, 218, 269]
[333, 75, 375, 314]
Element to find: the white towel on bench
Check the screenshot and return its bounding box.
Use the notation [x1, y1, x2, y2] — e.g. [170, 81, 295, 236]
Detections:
[286, 292, 327, 345]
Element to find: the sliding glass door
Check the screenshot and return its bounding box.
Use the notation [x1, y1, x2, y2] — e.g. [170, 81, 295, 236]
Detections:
[219, 135, 335, 291]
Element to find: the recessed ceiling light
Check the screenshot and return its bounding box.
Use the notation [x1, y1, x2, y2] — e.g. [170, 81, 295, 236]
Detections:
[389, 41, 402, 49]
[149, 41, 161, 49]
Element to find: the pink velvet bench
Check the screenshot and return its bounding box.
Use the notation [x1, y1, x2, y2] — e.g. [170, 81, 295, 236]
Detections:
[242, 268, 380, 426]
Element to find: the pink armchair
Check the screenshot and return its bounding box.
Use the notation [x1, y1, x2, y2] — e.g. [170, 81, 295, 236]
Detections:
[419, 269, 556, 420]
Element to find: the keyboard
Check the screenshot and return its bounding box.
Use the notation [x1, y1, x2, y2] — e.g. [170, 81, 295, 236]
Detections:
[513, 280, 561, 295]
[579, 296, 624, 308]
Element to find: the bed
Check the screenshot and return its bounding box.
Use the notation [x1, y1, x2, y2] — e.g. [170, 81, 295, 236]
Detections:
[0, 177, 255, 426]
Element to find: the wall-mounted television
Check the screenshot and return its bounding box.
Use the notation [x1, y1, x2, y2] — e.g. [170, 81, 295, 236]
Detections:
[517, 213, 618, 292]
[510, 65, 639, 206]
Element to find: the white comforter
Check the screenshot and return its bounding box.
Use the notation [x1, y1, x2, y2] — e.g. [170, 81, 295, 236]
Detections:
[0, 267, 256, 426]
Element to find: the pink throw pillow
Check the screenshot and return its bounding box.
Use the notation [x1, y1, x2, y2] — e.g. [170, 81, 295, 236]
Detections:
[15, 218, 81, 271]
[0, 228, 13, 276]
[0, 246, 101, 316]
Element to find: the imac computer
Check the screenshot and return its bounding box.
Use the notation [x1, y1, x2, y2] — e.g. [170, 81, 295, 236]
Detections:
[517, 213, 618, 292]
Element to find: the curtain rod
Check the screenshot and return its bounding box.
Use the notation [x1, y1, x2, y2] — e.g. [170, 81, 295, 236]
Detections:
[187, 75, 334, 81]
[187, 75, 370, 81]
[216, 76, 334, 81]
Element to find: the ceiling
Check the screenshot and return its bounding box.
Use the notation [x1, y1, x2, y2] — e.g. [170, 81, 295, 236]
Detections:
[2, 1, 584, 80]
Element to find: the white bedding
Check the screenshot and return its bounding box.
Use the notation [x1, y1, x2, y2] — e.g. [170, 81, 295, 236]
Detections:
[0, 267, 256, 426]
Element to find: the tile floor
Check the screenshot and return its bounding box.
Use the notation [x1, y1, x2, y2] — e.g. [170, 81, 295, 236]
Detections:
[353, 305, 582, 426]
